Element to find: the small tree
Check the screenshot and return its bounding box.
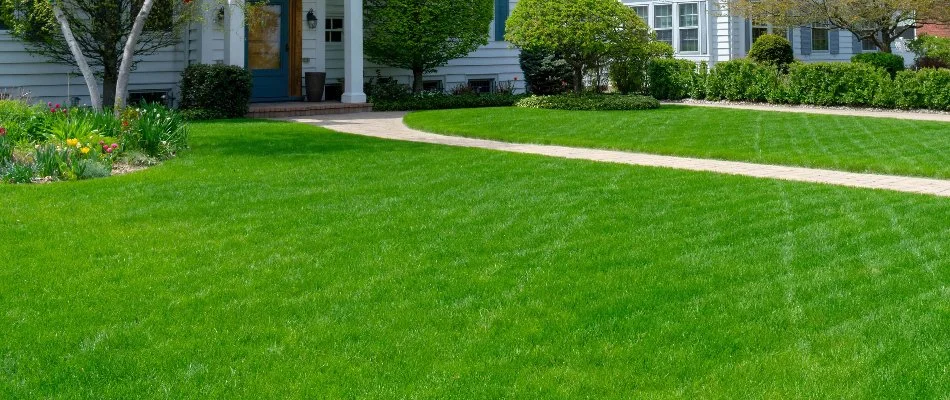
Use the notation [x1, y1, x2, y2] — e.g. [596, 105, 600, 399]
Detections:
[0, 0, 198, 111]
[518, 48, 573, 95]
[728, 0, 950, 53]
[506, 0, 646, 93]
[364, 0, 494, 93]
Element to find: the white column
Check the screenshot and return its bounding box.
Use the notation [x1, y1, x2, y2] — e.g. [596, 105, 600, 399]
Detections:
[341, 0, 366, 103]
[223, 0, 246, 67]
[315, 0, 327, 73]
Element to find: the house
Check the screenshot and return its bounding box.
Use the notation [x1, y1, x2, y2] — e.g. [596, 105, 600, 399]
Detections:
[0, 0, 919, 106]
[919, 24, 950, 38]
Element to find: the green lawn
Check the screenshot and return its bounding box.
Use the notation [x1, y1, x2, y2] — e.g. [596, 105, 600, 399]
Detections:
[404, 106, 950, 178]
[2, 120, 949, 398]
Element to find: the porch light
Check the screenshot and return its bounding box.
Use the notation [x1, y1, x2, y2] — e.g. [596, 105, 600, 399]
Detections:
[306, 9, 318, 30]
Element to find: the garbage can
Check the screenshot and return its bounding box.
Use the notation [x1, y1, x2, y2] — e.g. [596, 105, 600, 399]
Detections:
[305, 72, 327, 102]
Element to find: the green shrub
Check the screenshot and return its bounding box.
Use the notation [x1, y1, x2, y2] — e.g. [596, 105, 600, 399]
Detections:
[705, 59, 783, 103]
[179, 64, 253, 119]
[893, 69, 950, 110]
[366, 71, 411, 102]
[372, 93, 526, 111]
[1, 162, 35, 184]
[785, 62, 893, 107]
[851, 52, 905, 77]
[611, 41, 674, 95]
[690, 61, 709, 100]
[519, 48, 573, 95]
[908, 34, 950, 69]
[748, 34, 794, 70]
[77, 159, 112, 180]
[123, 103, 188, 159]
[515, 94, 660, 111]
[0, 100, 51, 142]
[0, 128, 12, 164]
[646, 58, 697, 100]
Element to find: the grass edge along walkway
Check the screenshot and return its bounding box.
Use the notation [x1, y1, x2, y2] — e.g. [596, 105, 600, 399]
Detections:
[290, 112, 950, 198]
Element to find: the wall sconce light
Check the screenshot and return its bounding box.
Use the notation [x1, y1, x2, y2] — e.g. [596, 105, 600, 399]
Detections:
[215, 8, 226, 26]
[306, 9, 318, 30]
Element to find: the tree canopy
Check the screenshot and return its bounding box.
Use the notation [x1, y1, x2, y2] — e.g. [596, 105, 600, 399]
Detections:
[506, 0, 649, 93]
[728, 0, 950, 52]
[364, 0, 495, 93]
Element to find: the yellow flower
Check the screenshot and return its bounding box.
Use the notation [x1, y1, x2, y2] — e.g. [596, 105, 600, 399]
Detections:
[66, 138, 79, 147]
[80, 147, 90, 155]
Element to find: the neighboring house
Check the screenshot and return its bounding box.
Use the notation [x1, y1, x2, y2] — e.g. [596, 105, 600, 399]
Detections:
[919, 24, 950, 37]
[0, 0, 920, 105]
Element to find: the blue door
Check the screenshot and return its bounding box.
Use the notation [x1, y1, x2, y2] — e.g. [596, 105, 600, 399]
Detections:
[247, 0, 290, 102]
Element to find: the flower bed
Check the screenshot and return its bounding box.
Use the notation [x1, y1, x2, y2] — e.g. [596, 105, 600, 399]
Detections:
[0, 100, 188, 184]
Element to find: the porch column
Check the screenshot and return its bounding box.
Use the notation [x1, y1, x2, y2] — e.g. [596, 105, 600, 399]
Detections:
[342, 0, 366, 103]
[223, 0, 246, 67]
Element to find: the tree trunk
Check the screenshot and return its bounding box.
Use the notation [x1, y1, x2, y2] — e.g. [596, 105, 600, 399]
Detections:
[412, 67, 425, 93]
[572, 66, 584, 94]
[51, 2, 103, 112]
[879, 32, 893, 53]
[115, 0, 155, 116]
[102, 69, 118, 109]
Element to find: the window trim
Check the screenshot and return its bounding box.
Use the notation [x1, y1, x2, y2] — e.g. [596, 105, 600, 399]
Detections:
[325, 17, 344, 43]
[631, 5, 649, 22]
[677, 3, 700, 53]
[467, 78, 496, 94]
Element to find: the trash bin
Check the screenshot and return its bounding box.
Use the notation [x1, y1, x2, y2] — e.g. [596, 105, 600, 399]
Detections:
[305, 72, 327, 102]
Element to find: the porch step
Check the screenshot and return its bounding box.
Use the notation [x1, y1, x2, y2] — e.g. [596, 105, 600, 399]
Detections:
[247, 101, 373, 118]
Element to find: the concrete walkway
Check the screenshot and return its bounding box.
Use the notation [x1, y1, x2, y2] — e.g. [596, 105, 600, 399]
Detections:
[674, 101, 950, 123]
[289, 112, 950, 198]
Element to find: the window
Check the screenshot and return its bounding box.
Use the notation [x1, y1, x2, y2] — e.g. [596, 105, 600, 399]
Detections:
[678, 3, 699, 52]
[654, 4, 673, 46]
[862, 37, 878, 51]
[467, 79, 495, 94]
[0, 19, 8, 31]
[632, 5, 648, 21]
[423, 80, 444, 92]
[812, 27, 829, 52]
[325, 18, 343, 43]
[898, 28, 916, 41]
[753, 22, 788, 44]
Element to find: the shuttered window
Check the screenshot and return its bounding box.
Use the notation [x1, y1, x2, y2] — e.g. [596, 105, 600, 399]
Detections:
[494, 0, 509, 41]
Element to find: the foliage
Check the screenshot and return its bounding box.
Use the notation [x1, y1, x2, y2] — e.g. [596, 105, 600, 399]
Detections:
[727, 0, 950, 53]
[611, 41, 674, 95]
[507, 0, 648, 93]
[646, 58, 698, 100]
[179, 64, 253, 120]
[0, 100, 186, 183]
[784, 62, 894, 107]
[748, 34, 794, 70]
[851, 52, 905, 77]
[364, 0, 494, 92]
[515, 94, 660, 111]
[690, 61, 709, 100]
[907, 34, 950, 68]
[0, 0, 199, 106]
[705, 59, 783, 102]
[893, 69, 950, 110]
[365, 71, 412, 102]
[518, 47, 573, 95]
[371, 92, 526, 111]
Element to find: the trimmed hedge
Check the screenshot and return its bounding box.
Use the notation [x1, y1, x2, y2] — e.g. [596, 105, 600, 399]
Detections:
[893, 68, 950, 110]
[180, 64, 253, 119]
[646, 58, 697, 100]
[372, 93, 526, 111]
[516, 94, 660, 111]
[851, 52, 905, 77]
[705, 59, 782, 103]
[784, 62, 893, 107]
[748, 34, 794, 70]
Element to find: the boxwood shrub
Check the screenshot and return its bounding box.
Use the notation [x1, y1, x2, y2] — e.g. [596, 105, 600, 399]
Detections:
[372, 93, 526, 111]
[851, 52, 906, 77]
[646, 58, 697, 100]
[705, 59, 782, 103]
[180, 64, 253, 119]
[516, 94, 660, 111]
[893, 68, 950, 110]
[784, 62, 893, 107]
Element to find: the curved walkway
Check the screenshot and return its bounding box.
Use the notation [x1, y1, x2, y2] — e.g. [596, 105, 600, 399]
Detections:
[288, 112, 950, 198]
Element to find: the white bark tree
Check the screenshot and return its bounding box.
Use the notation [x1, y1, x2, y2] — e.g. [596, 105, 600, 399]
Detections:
[114, 0, 156, 116]
[50, 1, 102, 111]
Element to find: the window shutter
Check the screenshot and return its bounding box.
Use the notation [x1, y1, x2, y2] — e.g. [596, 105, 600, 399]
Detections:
[744, 19, 752, 52]
[801, 27, 812, 55]
[494, 0, 509, 42]
[700, 2, 708, 54]
[852, 33, 862, 54]
[829, 29, 840, 54]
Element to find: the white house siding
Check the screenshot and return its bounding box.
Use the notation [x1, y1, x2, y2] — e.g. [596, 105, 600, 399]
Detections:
[0, 30, 189, 106]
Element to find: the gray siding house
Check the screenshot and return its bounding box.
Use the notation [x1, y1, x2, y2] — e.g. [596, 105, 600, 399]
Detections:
[0, 0, 915, 105]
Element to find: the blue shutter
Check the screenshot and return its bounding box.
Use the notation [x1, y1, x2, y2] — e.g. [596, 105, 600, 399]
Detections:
[494, 0, 509, 42]
[801, 27, 812, 55]
[829, 29, 840, 54]
[852, 33, 863, 54]
[745, 19, 752, 52]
